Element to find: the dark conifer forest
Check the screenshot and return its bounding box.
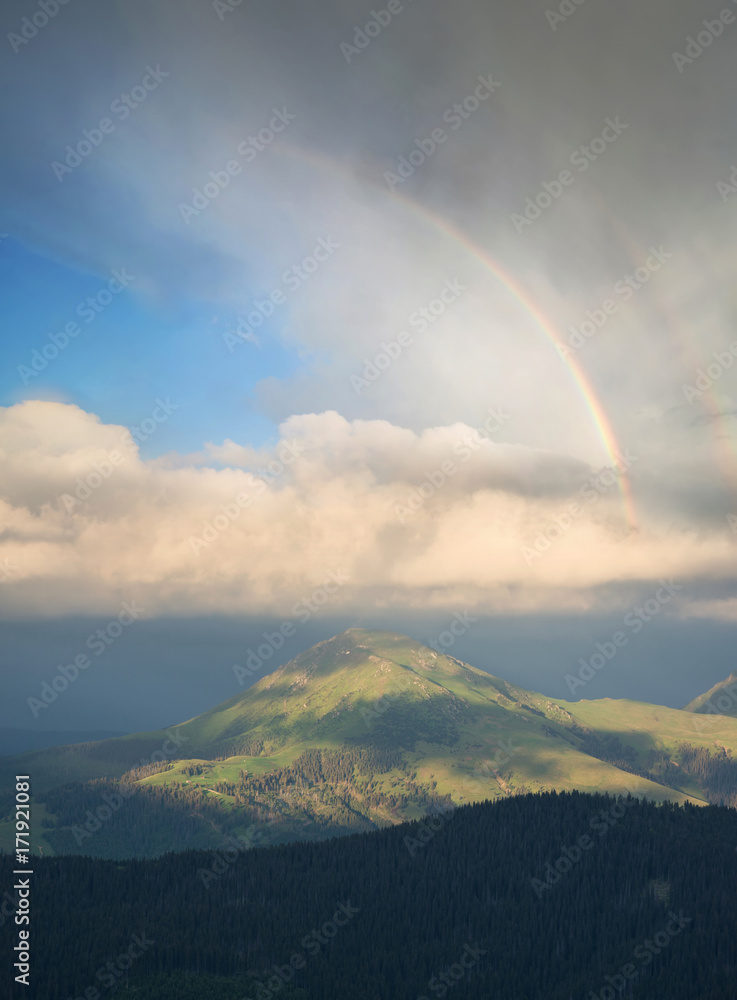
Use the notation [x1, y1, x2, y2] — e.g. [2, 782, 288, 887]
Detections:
[3, 791, 736, 1000]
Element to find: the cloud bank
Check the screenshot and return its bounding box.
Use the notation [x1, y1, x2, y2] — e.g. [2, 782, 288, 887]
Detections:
[0, 400, 734, 619]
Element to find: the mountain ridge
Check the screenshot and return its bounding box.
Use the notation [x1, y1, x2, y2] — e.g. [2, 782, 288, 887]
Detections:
[684, 670, 737, 717]
[2, 628, 737, 859]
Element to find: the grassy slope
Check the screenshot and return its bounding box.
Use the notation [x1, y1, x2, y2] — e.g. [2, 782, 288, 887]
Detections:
[3, 628, 736, 855]
[159, 630, 703, 804]
[683, 671, 737, 716]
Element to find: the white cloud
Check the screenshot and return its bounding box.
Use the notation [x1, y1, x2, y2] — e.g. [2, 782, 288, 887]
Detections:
[679, 597, 737, 622]
[0, 400, 734, 619]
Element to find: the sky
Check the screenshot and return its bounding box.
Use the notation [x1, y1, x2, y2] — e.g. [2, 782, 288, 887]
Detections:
[1, 0, 736, 731]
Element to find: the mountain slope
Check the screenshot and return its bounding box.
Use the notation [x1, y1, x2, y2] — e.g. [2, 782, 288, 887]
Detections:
[684, 671, 737, 716]
[3, 628, 737, 858]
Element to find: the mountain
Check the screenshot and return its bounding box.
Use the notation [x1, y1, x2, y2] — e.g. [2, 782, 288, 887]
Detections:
[684, 671, 737, 717]
[2, 628, 737, 859]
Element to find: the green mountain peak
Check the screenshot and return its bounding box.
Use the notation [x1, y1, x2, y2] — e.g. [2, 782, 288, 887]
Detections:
[4, 629, 737, 859]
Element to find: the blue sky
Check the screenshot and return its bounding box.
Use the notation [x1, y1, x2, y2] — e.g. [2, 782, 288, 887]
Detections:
[1, 0, 737, 731]
[0, 236, 304, 457]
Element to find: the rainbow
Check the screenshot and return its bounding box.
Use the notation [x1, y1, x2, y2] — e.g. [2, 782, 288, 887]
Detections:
[392, 202, 639, 528]
[272, 143, 639, 528]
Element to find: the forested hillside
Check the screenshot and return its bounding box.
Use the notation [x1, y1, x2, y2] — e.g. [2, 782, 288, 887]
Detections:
[3, 791, 736, 1000]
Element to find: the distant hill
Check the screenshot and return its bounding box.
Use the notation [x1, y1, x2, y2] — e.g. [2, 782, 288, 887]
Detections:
[0, 727, 127, 757]
[683, 671, 737, 717]
[2, 628, 737, 859]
